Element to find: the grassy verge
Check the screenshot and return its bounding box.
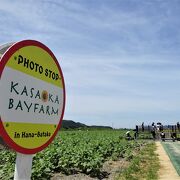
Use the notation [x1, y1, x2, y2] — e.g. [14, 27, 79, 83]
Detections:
[117, 142, 160, 180]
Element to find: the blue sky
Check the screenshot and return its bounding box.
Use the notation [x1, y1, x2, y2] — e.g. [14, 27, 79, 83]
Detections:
[0, 0, 180, 128]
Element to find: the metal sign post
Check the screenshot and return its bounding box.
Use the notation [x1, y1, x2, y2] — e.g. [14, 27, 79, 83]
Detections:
[14, 153, 33, 180]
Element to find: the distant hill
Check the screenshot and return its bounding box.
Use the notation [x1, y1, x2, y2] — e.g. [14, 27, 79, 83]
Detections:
[61, 120, 86, 129]
[61, 120, 112, 129]
[89, 125, 113, 129]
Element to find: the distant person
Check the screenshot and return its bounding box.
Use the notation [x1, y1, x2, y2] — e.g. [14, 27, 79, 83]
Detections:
[126, 131, 131, 141]
[134, 131, 138, 140]
[133, 128, 138, 140]
[142, 122, 144, 132]
[171, 132, 177, 142]
[160, 131, 165, 141]
[136, 125, 139, 133]
[157, 122, 162, 131]
[177, 122, 180, 132]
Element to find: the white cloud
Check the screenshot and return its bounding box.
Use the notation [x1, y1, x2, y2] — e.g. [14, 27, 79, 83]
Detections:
[1, 0, 180, 127]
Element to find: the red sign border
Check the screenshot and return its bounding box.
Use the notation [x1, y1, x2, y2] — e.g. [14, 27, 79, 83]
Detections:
[0, 40, 66, 154]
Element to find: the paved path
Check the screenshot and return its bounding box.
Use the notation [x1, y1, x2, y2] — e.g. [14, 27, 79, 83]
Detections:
[156, 141, 180, 180]
[162, 141, 180, 176]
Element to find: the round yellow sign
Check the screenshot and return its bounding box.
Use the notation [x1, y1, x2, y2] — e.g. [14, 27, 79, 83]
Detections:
[0, 40, 65, 154]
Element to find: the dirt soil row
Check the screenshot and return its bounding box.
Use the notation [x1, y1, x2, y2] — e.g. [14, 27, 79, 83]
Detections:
[51, 158, 129, 180]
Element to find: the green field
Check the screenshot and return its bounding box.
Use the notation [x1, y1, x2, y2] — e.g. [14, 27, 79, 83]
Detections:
[0, 130, 148, 179]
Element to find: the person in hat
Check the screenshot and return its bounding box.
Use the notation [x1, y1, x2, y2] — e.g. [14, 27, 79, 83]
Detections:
[126, 131, 131, 140]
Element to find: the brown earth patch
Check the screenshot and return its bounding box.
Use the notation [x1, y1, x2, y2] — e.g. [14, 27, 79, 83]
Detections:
[51, 158, 129, 180]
